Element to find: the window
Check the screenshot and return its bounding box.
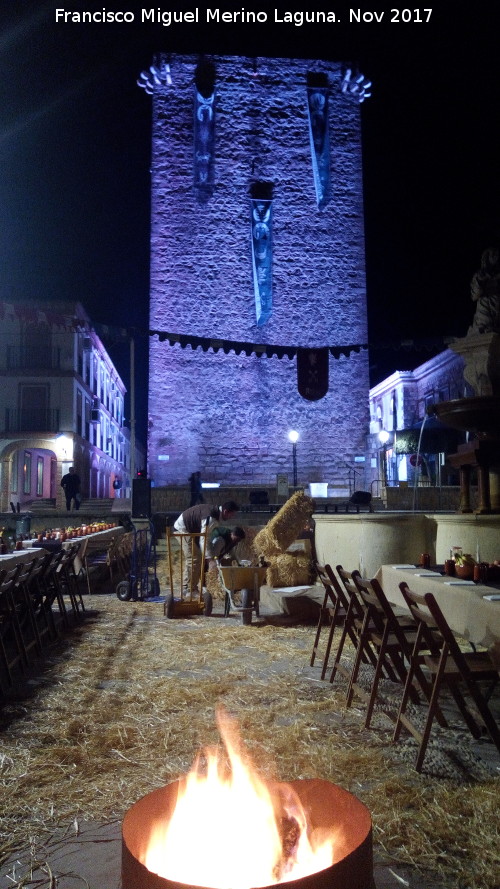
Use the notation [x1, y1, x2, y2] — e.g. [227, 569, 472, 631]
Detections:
[77, 337, 83, 377]
[84, 353, 91, 387]
[77, 390, 83, 437]
[37, 457, 44, 496]
[23, 451, 32, 494]
[84, 398, 91, 440]
[11, 451, 18, 494]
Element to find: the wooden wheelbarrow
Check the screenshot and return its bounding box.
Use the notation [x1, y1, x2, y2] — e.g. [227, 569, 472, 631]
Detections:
[217, 563, 268, 624]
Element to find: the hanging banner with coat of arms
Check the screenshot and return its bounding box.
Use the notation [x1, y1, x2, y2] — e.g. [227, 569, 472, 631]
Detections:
[307, 86, 331, 210]
[297, 347, 329, 400]
[251, 199, 273, 326]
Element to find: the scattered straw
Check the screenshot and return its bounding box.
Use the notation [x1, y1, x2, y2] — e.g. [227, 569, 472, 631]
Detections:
[0, 593, 498, 889]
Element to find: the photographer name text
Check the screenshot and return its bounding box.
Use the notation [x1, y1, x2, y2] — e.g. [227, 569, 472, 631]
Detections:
[55, 8, 433, 26]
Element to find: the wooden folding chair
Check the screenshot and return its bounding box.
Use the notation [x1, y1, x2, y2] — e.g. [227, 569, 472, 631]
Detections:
[57, 544, 86, 618]
[38, 550, 72, 630]
[394, 583, 500, 772]
[27, 551, 59, 643]
[350, 575, 441, 728]
[11, 556, 44, 664]
[329, 565, 381, 691]
[83, 534, 120, 595]
[0, 564, 25, 690]
[310, 564, 353, 680]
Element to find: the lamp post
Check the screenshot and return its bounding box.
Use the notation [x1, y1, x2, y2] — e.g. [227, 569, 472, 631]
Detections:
[288, 430, 299, 487]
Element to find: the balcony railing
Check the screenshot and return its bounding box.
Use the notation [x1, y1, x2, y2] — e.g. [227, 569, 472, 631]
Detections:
[6, 346, 61, 371]
[3, 408, 61, 433]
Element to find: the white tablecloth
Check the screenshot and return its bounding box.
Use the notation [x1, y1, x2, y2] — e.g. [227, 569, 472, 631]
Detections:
[375, 564, 500, 649]
[0, 547, 48, 572]
[63, 527, 125, 573]
[20, 527, 125, 573]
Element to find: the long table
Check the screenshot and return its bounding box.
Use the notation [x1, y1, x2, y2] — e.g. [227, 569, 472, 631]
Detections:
[64, 527, 125, 575]
[20, 527, 126, 581]
[0, 547, 49, 572]
[375, 564, 500, 650]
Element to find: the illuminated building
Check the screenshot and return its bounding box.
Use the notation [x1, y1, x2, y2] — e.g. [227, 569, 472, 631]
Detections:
[143, 55, 371, 488]
[0, 301, 131, 511]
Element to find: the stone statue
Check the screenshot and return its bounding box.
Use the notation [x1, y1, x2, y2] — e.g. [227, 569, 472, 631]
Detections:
[469, 247, 500, 334]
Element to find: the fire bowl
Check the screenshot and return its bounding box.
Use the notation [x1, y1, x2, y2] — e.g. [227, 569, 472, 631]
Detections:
[122, 778, 374, 889]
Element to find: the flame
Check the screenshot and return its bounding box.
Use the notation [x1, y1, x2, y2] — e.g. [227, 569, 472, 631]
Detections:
[144, 710, 334, 888]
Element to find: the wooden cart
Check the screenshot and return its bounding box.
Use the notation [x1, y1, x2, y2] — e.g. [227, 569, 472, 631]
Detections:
[164, 526, 212, 618]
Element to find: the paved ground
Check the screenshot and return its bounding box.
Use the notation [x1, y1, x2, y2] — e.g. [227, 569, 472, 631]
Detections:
[0, 816, 433, 889]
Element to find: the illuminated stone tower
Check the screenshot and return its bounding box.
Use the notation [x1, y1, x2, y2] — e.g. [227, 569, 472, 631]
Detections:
[142, 55, 371, 487]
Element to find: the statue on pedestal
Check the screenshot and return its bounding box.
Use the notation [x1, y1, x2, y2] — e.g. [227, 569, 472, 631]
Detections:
[469, 247, 500, 335]
[450, 247, 500, 397]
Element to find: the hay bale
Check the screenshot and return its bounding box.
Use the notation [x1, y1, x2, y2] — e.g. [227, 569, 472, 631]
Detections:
[253, 491, 314, 557]
[266, 554, 314, 588]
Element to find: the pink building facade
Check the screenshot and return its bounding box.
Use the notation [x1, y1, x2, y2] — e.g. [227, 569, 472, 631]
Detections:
[0, 301, 131, 512]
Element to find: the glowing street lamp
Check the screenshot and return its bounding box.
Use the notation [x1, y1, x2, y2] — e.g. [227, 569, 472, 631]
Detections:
[55, 433, 73, 461]
[288, 430, 299, 486]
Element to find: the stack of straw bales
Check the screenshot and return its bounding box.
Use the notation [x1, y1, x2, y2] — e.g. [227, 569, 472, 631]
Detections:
[253, 491, 315, 587]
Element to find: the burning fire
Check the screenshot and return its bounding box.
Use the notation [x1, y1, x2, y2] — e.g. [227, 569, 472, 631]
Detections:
[143, 710, 335, 889]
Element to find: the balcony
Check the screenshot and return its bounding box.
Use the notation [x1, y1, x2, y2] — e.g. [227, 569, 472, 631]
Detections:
[3, 408, 61, 434]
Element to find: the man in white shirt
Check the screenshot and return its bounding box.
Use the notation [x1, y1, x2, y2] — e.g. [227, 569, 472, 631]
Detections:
[173, 500, 239, 595]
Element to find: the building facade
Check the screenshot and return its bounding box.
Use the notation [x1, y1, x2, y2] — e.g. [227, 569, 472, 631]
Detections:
[369, 349, 470, 489]
[144, 55, 371, 490]
[0, 300, 132, 512]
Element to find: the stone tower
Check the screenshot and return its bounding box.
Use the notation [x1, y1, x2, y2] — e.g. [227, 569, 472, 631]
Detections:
[143, 55, 371, 487]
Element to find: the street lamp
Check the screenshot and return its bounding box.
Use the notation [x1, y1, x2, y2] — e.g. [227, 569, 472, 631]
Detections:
[288, 430, 299, 486]
[55, 433, 73, 468]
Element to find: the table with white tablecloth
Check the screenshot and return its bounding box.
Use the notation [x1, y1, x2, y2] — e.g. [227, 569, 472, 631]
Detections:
[374, 564, 500, 649]
[21, 528, 125, 576]
[0, 547, 48, 573]
[63, 527, 125, 574]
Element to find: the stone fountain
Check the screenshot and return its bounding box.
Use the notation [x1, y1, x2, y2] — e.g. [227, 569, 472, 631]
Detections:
[430, 248, 500, 513]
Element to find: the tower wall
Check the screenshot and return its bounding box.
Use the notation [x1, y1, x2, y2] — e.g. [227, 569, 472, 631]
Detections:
[148, 55, 370, 486]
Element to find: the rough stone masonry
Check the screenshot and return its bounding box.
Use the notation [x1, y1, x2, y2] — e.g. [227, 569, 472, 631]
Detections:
[147, 54, 370, 487]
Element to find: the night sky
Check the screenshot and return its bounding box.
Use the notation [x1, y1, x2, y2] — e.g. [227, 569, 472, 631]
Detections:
[2, 2, 500, 445]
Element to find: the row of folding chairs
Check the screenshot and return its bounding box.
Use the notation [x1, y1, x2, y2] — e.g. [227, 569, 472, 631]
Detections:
[0, 544, 85, 695]
[310, 563, 500, 772]
[82, 531, 133, 596]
